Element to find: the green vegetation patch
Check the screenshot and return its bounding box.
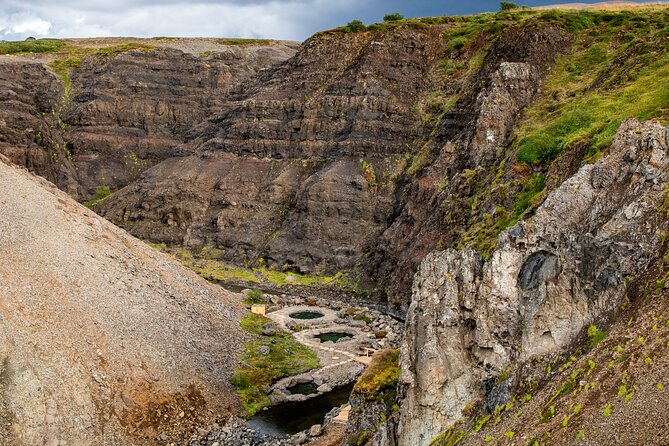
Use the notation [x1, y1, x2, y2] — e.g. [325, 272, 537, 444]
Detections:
[0, 38, 65, 55]
[216, 38, 273, 46]
[256, 267, 361, 291]
[193, 260, 259, 284]
[231, 313, 320, 416]
[429, 422, 468, 446]
[587, 324, 608, 349]
[47, 56, 86, 101]
[515, 10, 669, 165]
[84, 186, 112, 208]
[96, 43, 156, 58]
[353, 349, 400, 399]
[146, 244, 260, 284]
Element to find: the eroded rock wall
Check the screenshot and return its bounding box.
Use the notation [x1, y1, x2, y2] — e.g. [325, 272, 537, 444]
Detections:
[0, 41, 298, 199]
[367, 24, 570, 307]
[97, 27, 447, 275]
[65, 44, 298, 197]
[397, 120, 669, 446]
[0, 61, 78, 194]
[97, 24, 570, 291]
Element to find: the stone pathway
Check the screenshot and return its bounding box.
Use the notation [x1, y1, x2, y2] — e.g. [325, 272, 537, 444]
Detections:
[294, 331, 358, 374]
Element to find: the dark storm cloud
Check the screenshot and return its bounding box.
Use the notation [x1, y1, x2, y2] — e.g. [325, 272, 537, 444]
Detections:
[0, 0, 665, 42]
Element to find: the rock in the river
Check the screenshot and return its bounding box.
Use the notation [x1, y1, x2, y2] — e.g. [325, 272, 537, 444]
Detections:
[308, 424, 323, 437]
[317, 384, 332, 393]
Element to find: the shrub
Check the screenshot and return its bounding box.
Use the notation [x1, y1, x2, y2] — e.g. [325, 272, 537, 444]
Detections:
[354, 313, 372, 324]
[95, 186, 111, 200]
[500, 2, 518, 10]
[244, 288, 264, 306]
[383, 13, 404, 22]
[587, 324, 607, 348]
[448, 37, 469, 52]
[374, 330, 388, 339]
[346, 20, 366, 32]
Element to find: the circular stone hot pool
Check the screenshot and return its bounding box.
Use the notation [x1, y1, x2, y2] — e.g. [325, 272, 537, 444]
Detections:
[289, 311, 325, 320]
[316, 332, 354, 343]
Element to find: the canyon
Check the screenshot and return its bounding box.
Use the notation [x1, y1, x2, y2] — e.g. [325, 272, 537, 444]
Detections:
[1, 4, 669, 446]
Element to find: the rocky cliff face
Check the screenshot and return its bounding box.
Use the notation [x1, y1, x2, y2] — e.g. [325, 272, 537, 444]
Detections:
[0, 157, 249, 445]
[95, 22, 571, 299]
[96, 27, 447, 277]
[2, 11, 667, 311]
[366, 24, 569, 306]
[0, 40, 298, 198]
[65, 43, 298, 197]
[397, 120, 669, 445]
[0, 61, 78, 193]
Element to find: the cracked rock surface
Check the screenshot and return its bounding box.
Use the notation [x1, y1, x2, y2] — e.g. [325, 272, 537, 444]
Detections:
[398, 120, 669, 446]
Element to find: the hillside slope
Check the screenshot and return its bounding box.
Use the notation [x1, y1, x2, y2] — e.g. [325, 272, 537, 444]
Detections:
[0, 158, 248, 445]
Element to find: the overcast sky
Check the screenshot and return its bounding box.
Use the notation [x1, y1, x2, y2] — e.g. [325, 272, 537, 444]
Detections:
[0, 0, 665, 42]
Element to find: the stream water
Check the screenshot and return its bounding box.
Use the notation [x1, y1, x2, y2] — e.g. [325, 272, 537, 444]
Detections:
[248, 383, 354, 436]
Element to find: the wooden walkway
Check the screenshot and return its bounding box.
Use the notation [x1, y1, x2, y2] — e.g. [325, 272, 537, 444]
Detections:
[354, 355, 373, 366]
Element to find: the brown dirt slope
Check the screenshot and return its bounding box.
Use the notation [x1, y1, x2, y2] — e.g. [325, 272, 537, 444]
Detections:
[0, 157, 248, 445]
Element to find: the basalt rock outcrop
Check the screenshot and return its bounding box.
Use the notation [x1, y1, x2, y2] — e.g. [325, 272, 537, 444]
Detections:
[0, 61, 78, 194]
[65, 43, 298, 197]
[0, 157, 249, 445]
[397, 120, 669, 446]
[366, 24, 570, 307]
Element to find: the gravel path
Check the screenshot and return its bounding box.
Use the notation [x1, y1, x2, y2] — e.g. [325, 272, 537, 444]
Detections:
[293, 331, 358, 372]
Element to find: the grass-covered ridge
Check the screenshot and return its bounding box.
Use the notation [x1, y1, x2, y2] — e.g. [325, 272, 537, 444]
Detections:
[231, 313, 320, 416]
[450, 7, 669, 259]
[515, 9, 669, 165]
[0, 39, 66, 55]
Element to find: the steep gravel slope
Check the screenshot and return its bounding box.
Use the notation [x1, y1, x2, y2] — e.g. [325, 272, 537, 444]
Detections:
[0, 157, 248, 445]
